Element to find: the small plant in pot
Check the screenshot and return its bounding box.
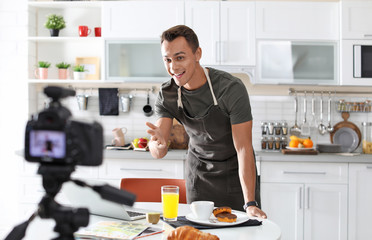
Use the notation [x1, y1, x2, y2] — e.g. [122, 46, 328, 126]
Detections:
[35, 61, 51, 79]
[44, 14, 66, 37]
[73, 65, 86, 80]
[56, 62, 71, 80]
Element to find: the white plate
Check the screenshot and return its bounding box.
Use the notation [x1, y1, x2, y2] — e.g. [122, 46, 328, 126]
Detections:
[333, 127, 359, 153]
[286, 147, 315, 151]
[185, 210, 249, 227]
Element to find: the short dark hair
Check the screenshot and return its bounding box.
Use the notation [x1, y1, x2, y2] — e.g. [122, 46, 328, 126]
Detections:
[161, 25, 199, 53]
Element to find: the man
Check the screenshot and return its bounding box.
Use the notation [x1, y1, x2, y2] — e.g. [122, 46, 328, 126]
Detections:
[146, 25, 266, 218]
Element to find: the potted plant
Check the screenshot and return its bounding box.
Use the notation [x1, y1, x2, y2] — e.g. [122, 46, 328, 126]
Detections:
[73, 65, 86, 80]
[56, 62, 71, 80]
[35, 61, 51, 79]
[44, 14, 66, 37]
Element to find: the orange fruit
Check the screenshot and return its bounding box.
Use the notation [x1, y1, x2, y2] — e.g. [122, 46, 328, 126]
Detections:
[303, 138, 313, 148]
[289, 140, 299, 148]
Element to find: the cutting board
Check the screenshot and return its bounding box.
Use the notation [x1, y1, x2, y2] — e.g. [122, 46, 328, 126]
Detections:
[281, 149, 318, 155]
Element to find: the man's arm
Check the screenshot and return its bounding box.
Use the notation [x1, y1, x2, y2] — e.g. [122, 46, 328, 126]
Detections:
[231, 120, 267, 219]
[146, 117, 173, 159]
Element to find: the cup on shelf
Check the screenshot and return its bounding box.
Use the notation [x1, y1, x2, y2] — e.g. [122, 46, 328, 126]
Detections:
[78, 25, 91, 37]
[94, 27, 101, 37]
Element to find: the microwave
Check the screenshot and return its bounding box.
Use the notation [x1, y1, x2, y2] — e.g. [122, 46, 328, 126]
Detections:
[354, 45, 372, 78]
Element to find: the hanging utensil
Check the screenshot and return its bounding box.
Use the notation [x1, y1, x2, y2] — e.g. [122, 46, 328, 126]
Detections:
[143, 91, 153, 117]
[318, 92, 327, 135]
[327, 92, 334, 133]
[301, 91, 310, 136]
[290, 91, 301, 136]
[310, 91, 316, 128]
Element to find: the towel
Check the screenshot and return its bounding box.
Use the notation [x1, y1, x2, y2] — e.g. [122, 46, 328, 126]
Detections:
[99, 88, 119, 116]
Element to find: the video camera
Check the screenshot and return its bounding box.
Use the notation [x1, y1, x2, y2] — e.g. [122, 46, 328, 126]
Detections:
[24, 86, 103, 166]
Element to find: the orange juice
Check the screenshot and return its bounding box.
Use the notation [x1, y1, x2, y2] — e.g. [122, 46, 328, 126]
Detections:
[162, 192, 179, 220]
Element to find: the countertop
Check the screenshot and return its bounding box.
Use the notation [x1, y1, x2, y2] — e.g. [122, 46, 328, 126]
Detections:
[104, 149, 187, 160]
[256, 151, 372, 164]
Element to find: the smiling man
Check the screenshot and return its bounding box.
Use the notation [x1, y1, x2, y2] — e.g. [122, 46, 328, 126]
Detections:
[146, 25, 266, 218]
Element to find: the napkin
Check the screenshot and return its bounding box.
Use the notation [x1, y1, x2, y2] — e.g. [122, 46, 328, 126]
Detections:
[99, 88, 119, 116]
[162, 216, 262, 230]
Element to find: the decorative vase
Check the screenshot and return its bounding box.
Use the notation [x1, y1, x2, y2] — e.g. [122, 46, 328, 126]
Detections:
[58, 69, 69, 80]
[73, 71, 86, 80]
[34, 68, 48, 79]
[49, 29, 60, 37]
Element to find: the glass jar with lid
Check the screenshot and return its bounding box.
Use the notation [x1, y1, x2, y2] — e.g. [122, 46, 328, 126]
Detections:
[261, 122, 268, 135]
[281, 136, 288, 149]
[267, 137, 274, 150]
[274, 137, 281, 150]
[281, 122, 288, 135]
[261, 136, 267, 150]
[268, 122, 274, 135]
[361, 122, 372, 154]
[274, 122, 281, 135]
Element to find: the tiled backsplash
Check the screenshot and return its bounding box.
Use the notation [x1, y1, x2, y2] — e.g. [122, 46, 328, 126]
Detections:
[35, 90, 372, 152]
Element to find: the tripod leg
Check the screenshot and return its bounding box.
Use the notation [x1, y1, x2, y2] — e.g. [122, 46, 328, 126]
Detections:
[5, 211, 38, 240]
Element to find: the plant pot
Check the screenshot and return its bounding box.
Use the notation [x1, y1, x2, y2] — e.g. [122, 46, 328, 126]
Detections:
[58, 69, 70, 80]
[34, 68, 48, 79]
[49, 29, 60, 37]
[73, 71, 86, 80]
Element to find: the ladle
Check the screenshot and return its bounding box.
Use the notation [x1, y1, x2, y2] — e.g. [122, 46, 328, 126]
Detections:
[318, 92, 327, 135]
[290, 92, 301, 136]
[327, 92, 334, 132]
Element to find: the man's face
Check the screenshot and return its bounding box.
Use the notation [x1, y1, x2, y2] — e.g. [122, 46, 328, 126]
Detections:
[161, 36, 201, 88]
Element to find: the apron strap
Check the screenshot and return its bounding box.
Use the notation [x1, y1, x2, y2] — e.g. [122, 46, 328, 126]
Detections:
[177, 67, 218, 108]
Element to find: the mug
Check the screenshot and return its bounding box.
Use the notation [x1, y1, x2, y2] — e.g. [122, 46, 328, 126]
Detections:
[190, 201, 214, 220]
[78, 25, 91, 37]
[112, 127, 127, 146]
[94, 27, 101, 37]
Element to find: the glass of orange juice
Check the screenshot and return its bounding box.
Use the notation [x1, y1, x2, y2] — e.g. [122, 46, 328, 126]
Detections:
[161, 185, 179, 221]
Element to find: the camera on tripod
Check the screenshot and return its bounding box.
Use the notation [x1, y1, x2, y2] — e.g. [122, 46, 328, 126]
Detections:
[24, 86, 103, 166]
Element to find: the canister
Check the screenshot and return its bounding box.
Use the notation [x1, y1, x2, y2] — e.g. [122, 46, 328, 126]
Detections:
[361, 122, 372, 154]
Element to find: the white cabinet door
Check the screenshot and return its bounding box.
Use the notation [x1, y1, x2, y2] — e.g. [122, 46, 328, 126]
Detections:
[103, 1, 184, 38]
[220, 2, 255, 66]
[256, 2, 339, 40]
[349, 163, 372, 240]
[342, 1, 372, 39]
[261, 183, 304, 240]
[185, 1, 255, 66]
[304, 184, 347, 240]
[185, 1, 219, 65]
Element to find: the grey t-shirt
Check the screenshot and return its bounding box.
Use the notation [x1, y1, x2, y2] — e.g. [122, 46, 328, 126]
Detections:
[155, 67, 252, 125]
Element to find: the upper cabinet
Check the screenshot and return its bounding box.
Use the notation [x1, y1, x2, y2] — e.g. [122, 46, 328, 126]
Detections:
[342, 1, 372, 40]
[256, 1, 339, 40]
[102, 1, 184, 39]
[185, 1, 256, 66]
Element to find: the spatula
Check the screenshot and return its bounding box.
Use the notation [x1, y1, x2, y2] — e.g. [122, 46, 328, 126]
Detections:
[301, 91, 310, 136]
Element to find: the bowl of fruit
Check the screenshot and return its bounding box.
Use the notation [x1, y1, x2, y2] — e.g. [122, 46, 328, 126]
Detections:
[132, 137, 149, 151]
[287, 135, 314, 150]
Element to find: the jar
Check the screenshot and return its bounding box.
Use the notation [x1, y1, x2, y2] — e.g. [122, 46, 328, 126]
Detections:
[268, 122, 274, 135]
[274, 122, 281, 135]
[364, 100, 371, 112]
[267, 137, 274, 150]
[338, 99, 346, 112]
[281, 122, 288, 135]
[261, 122, 268, 135]
[361, 122, 372, 154]
[261, 136, 267, 150]
[274, 137, 281, 150]
[281, 136, 288, 149]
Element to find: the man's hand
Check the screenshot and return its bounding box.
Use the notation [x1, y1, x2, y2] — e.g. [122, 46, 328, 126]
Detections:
[146, 122, 168, 148]
[246, 206, 267, 219]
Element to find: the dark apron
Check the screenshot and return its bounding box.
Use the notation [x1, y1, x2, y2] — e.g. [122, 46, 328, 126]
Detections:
[175, 68, 260, 211]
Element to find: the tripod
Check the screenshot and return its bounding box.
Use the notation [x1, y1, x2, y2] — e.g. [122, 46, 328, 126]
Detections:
[5, 164, 136, 240]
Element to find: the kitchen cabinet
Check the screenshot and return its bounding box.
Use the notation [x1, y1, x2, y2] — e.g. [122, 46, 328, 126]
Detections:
[348, 163, 372, 240]
[261, 161, 348, 240]
[185, 1, 255, 66]
[102, 1, 184, 39]
[342, 1, 372, 40]
[256, 1, 339, 40]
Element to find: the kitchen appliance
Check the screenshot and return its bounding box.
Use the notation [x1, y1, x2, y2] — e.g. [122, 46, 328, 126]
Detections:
[353, 45, 372, 78]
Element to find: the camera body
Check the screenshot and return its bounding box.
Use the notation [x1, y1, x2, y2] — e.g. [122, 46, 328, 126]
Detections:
[24, 86, 103, 166]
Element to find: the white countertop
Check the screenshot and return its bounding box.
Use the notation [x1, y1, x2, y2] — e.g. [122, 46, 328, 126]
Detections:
[104, 149, 187, 160]
[256, 151, 372, 163]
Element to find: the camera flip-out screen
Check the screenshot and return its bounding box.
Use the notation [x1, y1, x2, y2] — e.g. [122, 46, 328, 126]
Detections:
[29, 130, 66, 159]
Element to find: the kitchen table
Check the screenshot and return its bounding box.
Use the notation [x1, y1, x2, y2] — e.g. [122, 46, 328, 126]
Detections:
[21, 202, 281, 240]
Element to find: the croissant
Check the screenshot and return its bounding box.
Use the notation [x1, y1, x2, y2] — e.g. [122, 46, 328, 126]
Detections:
[167, 226, 220, 240]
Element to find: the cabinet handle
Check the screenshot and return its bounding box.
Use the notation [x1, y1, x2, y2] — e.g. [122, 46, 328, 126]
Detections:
[364, 34, 372, 37]
[366, 166, 372, 169]
[119, 168, 162, 172]
[306, 187, 310, 209]
[283, 171, 326, 175]
[299, 187, 302, 210]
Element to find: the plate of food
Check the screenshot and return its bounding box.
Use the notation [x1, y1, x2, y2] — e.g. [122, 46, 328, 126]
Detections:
[185, 207, 249, 227]
[286, 147, 315, 151]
